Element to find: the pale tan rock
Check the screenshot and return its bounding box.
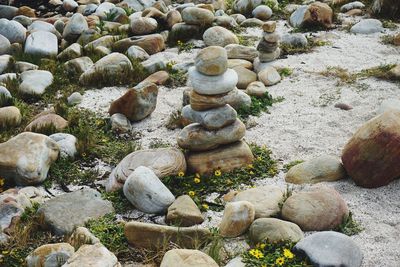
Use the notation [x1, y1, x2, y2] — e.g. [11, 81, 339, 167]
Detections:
[0, 132, 59, 185]
[219, 201, 255, 237]
[282, 186, 349, 231]
[63, 243, 119, 267]
[262, 21, 276, 33]
[233, 186, 284, 218]
[0, 106, 21, 128]
[166, 195, 204, 226]
[124, 222, 211, 249]
[68, 227, 101, 250]
[228, 59, 253, 70]
[25, 113, 68, 133]
[160, 249, 218, 267]
[186, 141, 254, 175]
[190, 88, 240, 111]
[249, 218, 304, 244]
[194, 46, 228, 76]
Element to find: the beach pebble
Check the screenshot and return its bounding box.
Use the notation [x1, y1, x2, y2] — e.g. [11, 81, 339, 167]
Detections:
[203, 26, 239, 47]
[195, 46, 228, 76]
[49, 133, 78, 158]
[252, 5, 272, 20]
[249, 218, 304, 244]
[181, 7, 214, 25]
[189, 66, 238, 95]
[182, 104, 237, 130]
[350, 19, 383, 34]
[160, 249, 218, 267]
[258, 66, 281, 86]
[166, 195, 204, 227]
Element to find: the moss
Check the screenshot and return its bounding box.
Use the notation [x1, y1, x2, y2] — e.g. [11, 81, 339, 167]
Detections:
[165, 62, 188, 88]
[335, 211, 363, 236]
[280, 37, 330, 56]
[101, 190, 134, 214]
[237, 92, 284, 121]
[283, 160, 304, 172]
[163, 144, 278, 211]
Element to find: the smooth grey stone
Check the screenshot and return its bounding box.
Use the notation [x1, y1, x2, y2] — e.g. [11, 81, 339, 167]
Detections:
[0, 85, 11, 98]
[377, 99, 400, 114]
[127, 45, 149, 61]
[94, 2, 115, 19]
[83, 3, 98, 16]
[24, 31, 58, 57]
[0, 5, 17, 19]
[177, 119, 246, 151]
[0, 18, 27, 44]
[341, 1, 365, 12]
[19, 70, 53, 95]
[13, 15, 32, 27]
[63, 13, 88, 42]
[38, 189, 114, 235]
[249, 218, 304, 244]
[0, 34, 10, 55]
[0, 54, 11, 74]
[225, 44, 258, 61]
[181, 7, 214, 25]
[350, 19, 383, 34]
[240, 18, 264, 27]
[49, 133, 78, 158]
[28, 21, 59, 37]
[64, 56, 94, 76]
[15, 61, 39, 73]
[123, 166, 175, 214]
[188, 66, 238, 95]
[182, 104, 237, 130]
[110, 113, 131, 133]
[281, 33, 308, 47]
[289, 5, 308, 28]
[54, 20, 65, 35]
[63, 0, 78, 11]
[141, 54, 168, 73]
[130, 17, 158, 35]
[57, 43, 82, 61]
[252, 5, 273, 20]
[294, 231, 363, 267]
[119, 0, 156, 12]
[67, 91, 83, 105]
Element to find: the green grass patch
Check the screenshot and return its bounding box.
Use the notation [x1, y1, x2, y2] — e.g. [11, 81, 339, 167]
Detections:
[163, 144, 278, 211]
[280, 37, 330, 56]
[101, 190, 134, 214]
[237, 92, 284, 121]
[335, 211, 363, 236]
[283, 160, 304, 172]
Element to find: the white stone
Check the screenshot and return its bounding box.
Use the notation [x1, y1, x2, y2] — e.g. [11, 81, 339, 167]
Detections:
[25, 31, 58, 57]
[19, 70, 53, 95]
[49, 133, 78, 158]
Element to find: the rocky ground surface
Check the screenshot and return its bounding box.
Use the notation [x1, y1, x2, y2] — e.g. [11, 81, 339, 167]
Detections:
[0, 0, 399, 266]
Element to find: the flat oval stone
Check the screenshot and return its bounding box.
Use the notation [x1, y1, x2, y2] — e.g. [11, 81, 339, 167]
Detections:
[181, 104, 237, 130]
[123, 166, 175, 214]
[181, 7, 214, 26]
[219, 201, 255, 237]
[186, 141, 254, 175]
[188, 66, 238, 95]
[106, 147, 186, 192]
[203, 26, 239, 47]
[190, 88, 239, 111]
[177, 119, 245, 151]
[249, 218, 304, 244]
[194, 46, 228, 76]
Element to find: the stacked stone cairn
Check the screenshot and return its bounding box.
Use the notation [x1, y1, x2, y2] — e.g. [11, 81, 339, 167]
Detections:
[257, 21, 280, 63]
[177, 46, 254, 175]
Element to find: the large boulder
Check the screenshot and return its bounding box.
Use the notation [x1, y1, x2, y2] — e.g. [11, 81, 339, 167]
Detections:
[108, 82, 158, 121]
[294, 231, 363, 267]
[160, 249, 218, 267]
[37, 188, 114, 235]
[106, 147, 186, 192]
[342, 111, 400, 188]
[123, 166, 175, 214]
[24, 31, 58, 57]
[282, 186, 349, 231]
[79, 53, 133, 86]
[0, 132, 59, 185]
[289, 2, 333, 29]
[124, 221, 211, 249]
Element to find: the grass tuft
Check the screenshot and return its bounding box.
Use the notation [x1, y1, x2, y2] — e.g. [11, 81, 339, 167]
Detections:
[237, 92, 284, 121]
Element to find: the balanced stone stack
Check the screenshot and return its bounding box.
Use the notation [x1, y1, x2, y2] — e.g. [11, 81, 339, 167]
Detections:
[257, 21, 280, 63]
[177, 46, 254, 175]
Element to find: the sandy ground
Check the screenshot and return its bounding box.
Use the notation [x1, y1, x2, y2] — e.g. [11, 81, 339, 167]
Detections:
[79, 20, 400, 267]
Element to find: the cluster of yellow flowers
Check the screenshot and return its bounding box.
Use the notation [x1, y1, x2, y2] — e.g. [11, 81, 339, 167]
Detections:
[0, 178, 5, 192]
[214, 169, 221, 176]
[249, 249, 264, 259]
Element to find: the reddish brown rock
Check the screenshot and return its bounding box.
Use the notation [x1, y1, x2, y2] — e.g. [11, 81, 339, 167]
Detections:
[142, 70, 169, 85]
[304, 2, 333, 28]
[342, 111, 400, 188]
[17, 6, 36, 17]
[282, 186, 349, 231]
[108, 82, 158, 122]
[113, 34, 165, 55]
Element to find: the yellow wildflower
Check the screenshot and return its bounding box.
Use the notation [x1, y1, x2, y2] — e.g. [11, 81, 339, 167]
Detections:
[0, 178, 4, 187]
[178, 171, 185, 177]
[214, 170, 222, 176]
[260, 243, 266, 249]
[283, 248, 294, 259]
[195, 173, 200, 178]
[249, 249, 263, 259]
[188, 191, 195, 197]
[81, 152, 87, 157]
[2, 250, 9, 255]
[194, 177, 201, 184]
[247, 164, 254, 169]
[276, 257, 285, 266]
[249, 171, 254, 175]
[202, 203, 209, 210]
[257, 156, 263, 161]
